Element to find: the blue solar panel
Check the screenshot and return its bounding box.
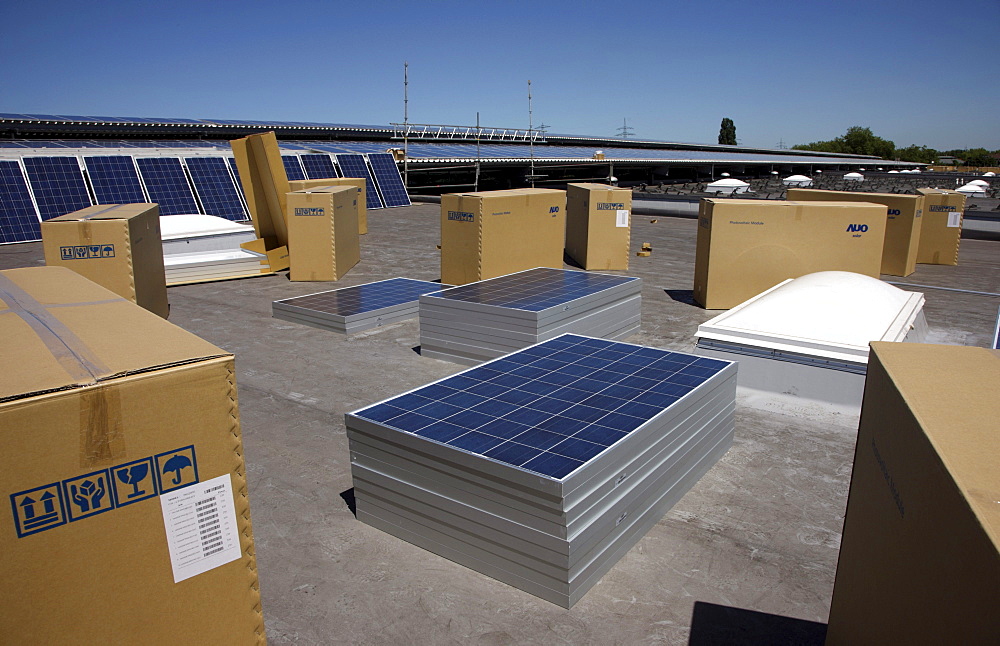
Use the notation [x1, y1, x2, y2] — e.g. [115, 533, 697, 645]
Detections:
[135, 157, 199, 215]
[277, 278, 446, 317]
[183, 157, 248, 221]
[83, 156, 147, 205]
[367, 153, 410, 207]
[22, 157, 92, 221]
[352, 334, 729, 480]
[336, 154, 383, 209]
[0, 161, 41, 243]
[282, 155, 306, 181]
[300, 154, 339, 180]
[428, 268, 638, 312]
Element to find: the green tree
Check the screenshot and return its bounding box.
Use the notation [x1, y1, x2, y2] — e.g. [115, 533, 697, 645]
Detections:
[718, 118, 737, 146]
[792, 126, 895, 159]
[962, 148, 995, 167]
[895, 144, 938, 164]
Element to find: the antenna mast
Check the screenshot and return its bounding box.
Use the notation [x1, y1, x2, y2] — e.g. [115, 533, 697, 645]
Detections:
[403, 61, 409, 188]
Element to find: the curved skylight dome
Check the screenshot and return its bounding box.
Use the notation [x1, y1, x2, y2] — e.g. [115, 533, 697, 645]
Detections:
[969, 179, 990, 187]
[782, 174, 812, 186]
[984, 171, 996, 177]
[843, 172, 864, 180]
[705, 178, 749, 194]
[956, 183, 987, 197]
[695, 271, 925, 364]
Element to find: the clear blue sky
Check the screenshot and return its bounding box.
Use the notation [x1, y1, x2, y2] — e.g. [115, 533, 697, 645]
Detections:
[2, 0, 997, 151]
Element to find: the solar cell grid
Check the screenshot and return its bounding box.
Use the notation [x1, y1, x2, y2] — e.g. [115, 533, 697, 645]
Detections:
[183, 157, 247, 221]
[336, 154, 383, 209]
[282, 155, 306, 181]
[353, 334, 729, 480]
[21, 156, 92, 220]
[83, 156, 147, 204]
[0, 160, 41, 243]
[135, 157, 199, 215]
[367, 153, 410, 207]
[278, 278, 446, 317]
[428, 268, 637, 312]
[300, 154, 339, 180]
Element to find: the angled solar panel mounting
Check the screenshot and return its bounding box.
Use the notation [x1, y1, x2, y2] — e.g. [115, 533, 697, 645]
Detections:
[0, 160, 42, 243]
[281, 155, 306, 181]
[367, 153, 410, 207]
[135, 157, 199, 215]
[336, 154, 383, 209]
[183, 157, 248, 221]
[300, 154, 339, 180]
[21, 156, 93, 221]
[83, 156, 147, 205]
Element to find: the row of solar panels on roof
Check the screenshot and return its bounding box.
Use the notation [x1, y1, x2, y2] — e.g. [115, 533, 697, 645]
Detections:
[0, 152, 409, 245]
[0, 113, 379, 130]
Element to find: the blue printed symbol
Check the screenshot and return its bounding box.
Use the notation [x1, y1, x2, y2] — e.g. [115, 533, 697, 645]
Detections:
[110, 457, 157, 507]
[62, 470, 114, 522]
[100, 245, 114, 258]
[155, 446, 198, 493]
[74, 246, 88, 259]
[59, 246, 74, 260]
[10, 483, 67, 537]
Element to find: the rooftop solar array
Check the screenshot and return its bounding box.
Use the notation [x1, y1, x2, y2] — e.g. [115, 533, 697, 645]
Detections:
[83, 156, 147, 205]
[183, 157, 248, 221]
[420, 268, 642, 364]
[273, 277, 448, 334]
[367, 153, 411, 208]
[335, 154, 382, 210]
[347, 333, 737, 606]
[135, 157, 200, 215]
[300, 154, 339, 181]
[21, 156, 92, 221]
[281, 155, 306, 181]
[0, 160, 41, 244]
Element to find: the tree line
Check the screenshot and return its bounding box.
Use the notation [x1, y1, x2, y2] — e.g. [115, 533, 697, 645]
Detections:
[791, 126, 998, 166]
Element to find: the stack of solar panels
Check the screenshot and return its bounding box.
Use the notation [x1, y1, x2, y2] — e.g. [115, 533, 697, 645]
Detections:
[346, 334, 736, 608]
[160, 213, 264, 285]
[419, 268, 642, 365]
[272, 278, 449, 334]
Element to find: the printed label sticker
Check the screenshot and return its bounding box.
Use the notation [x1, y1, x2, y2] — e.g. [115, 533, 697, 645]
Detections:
[160, 474, 242, 583]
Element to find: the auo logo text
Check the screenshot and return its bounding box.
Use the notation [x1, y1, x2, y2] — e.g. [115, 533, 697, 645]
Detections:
[886, 209, 901, 217]
[59, 244, 115, 260]
[597, 203, 625, 210]
[846, 223, 869, 236]
[447, 211, 474, 222]
[549, 206, 560, 213]
[294, 207, 325, 216]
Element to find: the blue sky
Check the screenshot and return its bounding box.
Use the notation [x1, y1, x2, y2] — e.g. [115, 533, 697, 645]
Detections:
[2, 0, 997, 151]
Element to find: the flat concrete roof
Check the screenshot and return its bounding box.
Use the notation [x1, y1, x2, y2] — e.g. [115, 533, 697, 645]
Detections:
[2, 206, 997, 643]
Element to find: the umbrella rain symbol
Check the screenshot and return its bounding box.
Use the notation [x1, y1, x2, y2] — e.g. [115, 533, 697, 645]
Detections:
[162, 454, 193, 485]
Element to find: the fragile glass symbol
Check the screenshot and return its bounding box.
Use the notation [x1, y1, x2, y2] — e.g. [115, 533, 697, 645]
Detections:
[117, 464, 149, 498]
[162, 454, 192, 485]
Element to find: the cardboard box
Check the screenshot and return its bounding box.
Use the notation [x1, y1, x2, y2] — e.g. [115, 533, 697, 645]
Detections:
[286, 186, 360, 281]
[289, 177, 368, 234]
[0, 266, 264, 644]
[786, 188, 925, 277]
[826, 343, 999, 644]
[565, 183, 631, 271]
[231, 131, 290, 249]
[915, 187, 965, 265]
[440, 188, 566, 285]
[693, 199, 886, 310]
[41, 203, 168, 319]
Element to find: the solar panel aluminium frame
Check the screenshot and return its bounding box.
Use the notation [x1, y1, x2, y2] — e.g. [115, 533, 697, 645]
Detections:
[20, 155, 94, 221]
[182, 156, 249, 221]
[0, 159, 43, 244]
[366, 152, 411, 208]
[82, 155, 148, 205]
[299, 153, 340, 180]
[281, 155, 307, 181]
[134, 156, 201, 215]
[334, 153, 383, 209]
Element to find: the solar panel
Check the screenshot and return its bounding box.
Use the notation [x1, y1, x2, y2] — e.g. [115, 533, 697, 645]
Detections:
[351, 334, 730, 480]
[428, 267, 638, 312]
[300, 154, 339, 180]
[282, 155, 306, 181]
[83, 156, 147, 204]
[0, 160, 41, 243]
[336, 154, 383, 209]
[183, 157, 248, 221]
[367, 153, 410, 207]
[21, 157, 92, 221]
[135, 157, 199, 215]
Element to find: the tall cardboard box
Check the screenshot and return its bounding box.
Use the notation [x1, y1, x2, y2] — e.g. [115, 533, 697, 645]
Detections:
[440, 188, 566, 285]
[565, 183, 631, 271]
[786, 188, 924, 277]
[915, 187, 965, 265]
[826, 343, 999, 644]
[0, 267, 264, 644]
[286, 186, 360, 281]
[41, 203, 169, 319]
[289, 177, 368, 234]
[231, 131, 290, 248]
[694, 199, 886, 309]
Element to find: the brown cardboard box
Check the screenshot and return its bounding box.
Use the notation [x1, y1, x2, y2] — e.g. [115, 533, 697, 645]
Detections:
[41, 203, 168, 319]
[565, 183, 631, 271]
[286, 186, 360, 281]
[0, 266, 264, 644]
[289, 177, 368, 234]
[786, 188, 924, 277]
[915, 187, 965, 265]
[440, 188, 566, 285]
[826, 343, 999, 645]
[231, 131, 290, 249]
[693, 199, 886, 309]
